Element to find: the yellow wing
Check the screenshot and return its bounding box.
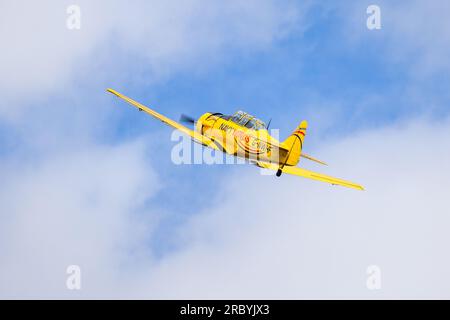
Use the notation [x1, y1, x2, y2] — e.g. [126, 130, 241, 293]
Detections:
[257, 162, 364, 191]
[107, 88, 218, 149]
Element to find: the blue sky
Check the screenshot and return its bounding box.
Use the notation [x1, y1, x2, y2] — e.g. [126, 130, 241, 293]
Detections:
[1, 0, 450, 298]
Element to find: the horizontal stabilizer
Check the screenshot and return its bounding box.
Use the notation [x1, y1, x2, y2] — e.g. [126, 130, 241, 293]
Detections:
[301, 153, 328, 166]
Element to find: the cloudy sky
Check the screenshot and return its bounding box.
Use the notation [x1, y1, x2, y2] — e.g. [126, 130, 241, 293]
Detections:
[1, 0, 450, 299]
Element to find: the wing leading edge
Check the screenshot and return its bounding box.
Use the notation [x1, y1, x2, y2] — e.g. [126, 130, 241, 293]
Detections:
[257, 162, 364, 191]
[107, 88, 218, 149]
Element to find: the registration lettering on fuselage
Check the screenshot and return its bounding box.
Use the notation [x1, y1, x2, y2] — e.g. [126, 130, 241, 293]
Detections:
[218, 122, 271, 155]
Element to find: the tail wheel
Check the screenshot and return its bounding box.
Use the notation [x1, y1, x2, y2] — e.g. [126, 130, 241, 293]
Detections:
[276, 169, 282, 177]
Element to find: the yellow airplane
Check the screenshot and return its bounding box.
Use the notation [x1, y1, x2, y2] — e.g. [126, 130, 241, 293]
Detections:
[107, 88, 364, 191]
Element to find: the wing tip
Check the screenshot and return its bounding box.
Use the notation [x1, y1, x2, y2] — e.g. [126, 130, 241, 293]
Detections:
[106, 88, 119, 96]
[351, 184, 365, 191]
[332, 183, 365, 191]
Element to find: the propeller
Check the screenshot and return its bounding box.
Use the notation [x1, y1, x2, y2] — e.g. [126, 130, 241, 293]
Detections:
[180, 114, 196, 125]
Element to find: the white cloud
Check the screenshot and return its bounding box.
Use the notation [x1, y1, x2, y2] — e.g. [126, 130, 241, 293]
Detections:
[1, 117, 449, 298]
[0, 0, 302, 119]
[0, 139, 160, 298]
[133, 117, 450, 299]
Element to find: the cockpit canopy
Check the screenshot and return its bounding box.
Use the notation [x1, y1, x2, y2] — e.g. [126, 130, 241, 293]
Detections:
[229, 110, 267, 130]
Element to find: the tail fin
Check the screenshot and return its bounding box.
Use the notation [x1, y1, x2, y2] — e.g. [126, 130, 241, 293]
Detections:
[282, 120, 307, 166]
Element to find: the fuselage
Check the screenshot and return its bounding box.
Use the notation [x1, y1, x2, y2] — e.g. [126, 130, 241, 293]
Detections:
[195, 112, 290, 164]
